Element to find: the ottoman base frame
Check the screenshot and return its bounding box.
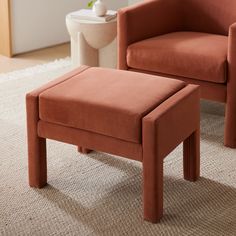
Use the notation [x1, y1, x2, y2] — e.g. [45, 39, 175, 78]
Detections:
[26, 81, 200, 223]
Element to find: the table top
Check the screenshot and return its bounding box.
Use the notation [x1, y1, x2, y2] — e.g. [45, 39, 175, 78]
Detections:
[66, 10, 117, 25]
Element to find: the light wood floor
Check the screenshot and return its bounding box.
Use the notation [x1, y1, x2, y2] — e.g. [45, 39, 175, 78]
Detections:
[0, 43, 70, 73]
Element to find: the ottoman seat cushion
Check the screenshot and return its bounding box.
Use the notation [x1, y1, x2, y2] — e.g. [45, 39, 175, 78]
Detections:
[39, 67, 186, 143]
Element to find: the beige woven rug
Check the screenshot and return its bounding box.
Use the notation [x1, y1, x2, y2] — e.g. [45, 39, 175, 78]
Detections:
[1, 59, 236, 235]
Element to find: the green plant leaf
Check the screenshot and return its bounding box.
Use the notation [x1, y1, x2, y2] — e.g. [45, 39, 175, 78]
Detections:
[87, 1, 94, 8]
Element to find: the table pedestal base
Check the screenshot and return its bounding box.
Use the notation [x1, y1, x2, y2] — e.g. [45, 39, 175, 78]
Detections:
[71, 33, 117, 68]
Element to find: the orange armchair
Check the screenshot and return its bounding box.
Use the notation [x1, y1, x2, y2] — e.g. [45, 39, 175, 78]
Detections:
[118, 0, 236, 148]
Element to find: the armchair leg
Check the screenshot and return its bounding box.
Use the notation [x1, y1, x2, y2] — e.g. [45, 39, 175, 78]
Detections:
[78, 146, 92, 154]
[225, 104, 236, 148]
[183, 129, 200, 181]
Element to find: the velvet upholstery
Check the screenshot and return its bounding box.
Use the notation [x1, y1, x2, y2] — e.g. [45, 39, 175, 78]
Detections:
[38, 121, 143, 161]
[26, 66, 200, 223]
[118, 0, 236, 148]
[26, 65, 89, 188]
[183, 0, 236, 35]
[127, 32, 228, 84]
[39, 68, 185, 143]
[118, 0, 183, 70]
[225, 23, 236, 147]
[130, 68, 227, 102]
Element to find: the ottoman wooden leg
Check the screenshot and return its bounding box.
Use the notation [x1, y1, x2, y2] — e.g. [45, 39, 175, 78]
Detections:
[183, 129, 200, 181]
[77, 146, 92, 154]
[28, 137, 47, 188]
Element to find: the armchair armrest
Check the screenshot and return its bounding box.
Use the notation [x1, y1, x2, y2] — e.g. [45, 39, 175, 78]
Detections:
[228, 22, 236, 77]
[227, 23, 236, 92]
[118, 0, 182, 69]
[225, 22, 236, 146]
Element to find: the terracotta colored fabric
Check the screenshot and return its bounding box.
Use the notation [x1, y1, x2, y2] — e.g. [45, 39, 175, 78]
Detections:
[127, 32, 228, 84]
[118, 0, 236, 70]
[39, 67, 186, 143]
[118, 0, 236, 147]
[26, 65, 89, 188]
[26, 66, 200, 222]
[225, 23, 236, 147]
[183, 0, 236, 36]
[130, 68, 227, 103]
[118, 0, 183, 70]
[38, 121, 143, 161]
[142, 84, 200, 222]
[143, 84, 200, 160]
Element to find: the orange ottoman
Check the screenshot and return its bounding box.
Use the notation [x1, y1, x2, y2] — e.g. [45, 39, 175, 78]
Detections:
[26, 66, 200, 223]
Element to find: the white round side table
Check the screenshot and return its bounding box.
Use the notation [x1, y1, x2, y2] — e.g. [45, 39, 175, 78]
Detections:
[66, 12, 117, 68]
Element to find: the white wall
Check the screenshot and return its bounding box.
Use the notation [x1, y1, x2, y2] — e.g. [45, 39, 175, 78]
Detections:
[11, 0, 128, 54]
[129, 0, 142, 5]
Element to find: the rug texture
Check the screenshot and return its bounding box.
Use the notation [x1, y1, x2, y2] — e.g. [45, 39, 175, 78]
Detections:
[0, 58, 236, 236]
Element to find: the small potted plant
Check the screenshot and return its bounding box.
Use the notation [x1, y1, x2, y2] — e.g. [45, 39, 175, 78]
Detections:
[88, 0, 107, 17]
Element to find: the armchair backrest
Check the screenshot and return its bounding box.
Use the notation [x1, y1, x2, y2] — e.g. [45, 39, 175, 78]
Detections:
[183, 0, 236, 35]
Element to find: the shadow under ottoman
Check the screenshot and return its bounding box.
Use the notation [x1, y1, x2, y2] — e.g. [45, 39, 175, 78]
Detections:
[26, 65, 200, 223]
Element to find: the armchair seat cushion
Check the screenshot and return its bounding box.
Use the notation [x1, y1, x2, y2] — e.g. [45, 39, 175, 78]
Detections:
[127, 32, 228, 84]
